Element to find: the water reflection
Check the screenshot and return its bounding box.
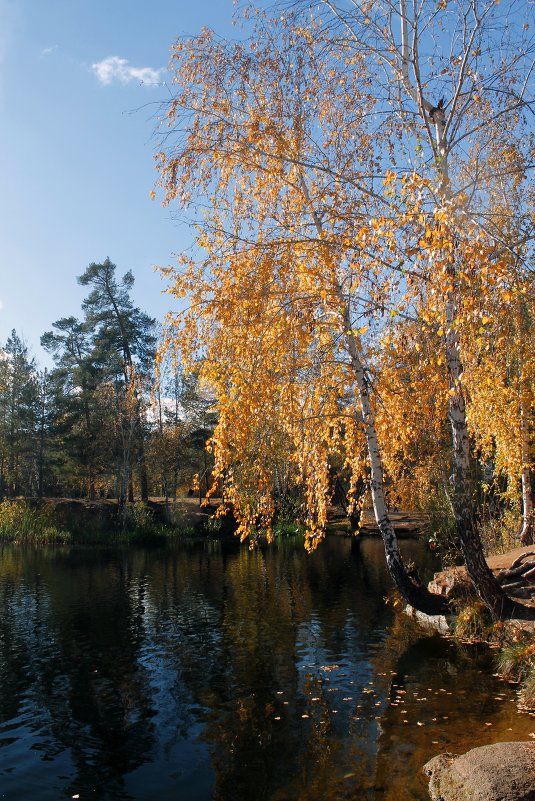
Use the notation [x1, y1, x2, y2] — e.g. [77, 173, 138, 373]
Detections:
[0, 538, 532, 801]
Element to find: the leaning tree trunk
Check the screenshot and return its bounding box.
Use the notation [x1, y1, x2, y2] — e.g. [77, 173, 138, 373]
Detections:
[427, 95, 529, 618]
[444, 289, 531, 618]
[345, 319, 448, 616]
[299, 162, 447, 616]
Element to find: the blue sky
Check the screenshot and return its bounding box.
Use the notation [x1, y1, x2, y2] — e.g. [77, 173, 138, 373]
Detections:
[0, 0, 236, 366]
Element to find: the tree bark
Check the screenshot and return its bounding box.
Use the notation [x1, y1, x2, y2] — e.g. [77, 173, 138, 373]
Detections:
[444, 289, 531, 618]
[345, 319, 448, 615]
[520, 391, 534, 545]
[299, 165, 448, 616]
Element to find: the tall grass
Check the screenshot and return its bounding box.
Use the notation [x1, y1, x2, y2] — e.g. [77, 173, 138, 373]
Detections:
[496, 641, 535, 708]
[0, 500, 71, 544]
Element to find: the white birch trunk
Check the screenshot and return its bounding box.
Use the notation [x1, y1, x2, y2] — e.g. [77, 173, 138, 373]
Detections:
[343, 310, 447, 614]
[520, 391, 534, 545]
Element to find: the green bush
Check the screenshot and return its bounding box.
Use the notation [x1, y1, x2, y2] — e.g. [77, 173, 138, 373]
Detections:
[119, 501, 171, 544]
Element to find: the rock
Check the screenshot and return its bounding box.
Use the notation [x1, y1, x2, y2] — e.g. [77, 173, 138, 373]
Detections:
[428, 565, 477, 602]
[404, 605, 451, 632]
[423, 741, 535, 801]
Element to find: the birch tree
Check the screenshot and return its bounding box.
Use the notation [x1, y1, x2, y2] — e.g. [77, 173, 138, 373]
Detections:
[155, 18, 449, 613]
[287, 0, 535, 616]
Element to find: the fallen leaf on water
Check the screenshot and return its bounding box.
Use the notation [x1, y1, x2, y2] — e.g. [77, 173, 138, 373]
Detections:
[343, 773, 356, 779]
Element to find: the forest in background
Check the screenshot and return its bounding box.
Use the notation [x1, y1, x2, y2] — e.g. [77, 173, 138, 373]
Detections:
[0, 258, 215, 507]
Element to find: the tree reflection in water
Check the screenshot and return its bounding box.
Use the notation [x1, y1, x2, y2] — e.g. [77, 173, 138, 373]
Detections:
[0, 539, 532, 801]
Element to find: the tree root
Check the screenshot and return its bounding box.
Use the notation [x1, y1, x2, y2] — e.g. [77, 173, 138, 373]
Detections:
[496, 551, 535, 600]
[510, 551, 535, 569]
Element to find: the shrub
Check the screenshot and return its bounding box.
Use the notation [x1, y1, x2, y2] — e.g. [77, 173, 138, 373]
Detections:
[0, 500, 71, 544]
[423, 487, 461, 566]
[452, 601, 493, 640]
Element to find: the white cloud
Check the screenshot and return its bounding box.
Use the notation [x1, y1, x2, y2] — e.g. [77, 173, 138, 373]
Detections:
[91, 56, 163, 87]
[41, 45, 58, 57]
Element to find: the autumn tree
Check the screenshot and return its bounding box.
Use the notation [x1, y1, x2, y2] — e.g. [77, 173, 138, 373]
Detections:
[374, 317, 451, 518]
[155, 17, 449, 613]
[456, 134, 535, 546]
[156, 0, 535, 617]
[149, 355, 218, 504]
[284, 0, 535, 616]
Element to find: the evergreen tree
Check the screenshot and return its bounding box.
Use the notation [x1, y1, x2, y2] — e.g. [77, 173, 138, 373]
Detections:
[78, 259, 157, 504]
[0, 331, 39, 497]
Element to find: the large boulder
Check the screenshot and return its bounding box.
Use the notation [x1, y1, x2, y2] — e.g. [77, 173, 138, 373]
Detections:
[423, 741, 535, 801]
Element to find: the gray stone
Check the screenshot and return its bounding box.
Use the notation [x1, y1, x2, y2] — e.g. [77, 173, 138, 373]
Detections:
[423, 741, 535, 801]
[404, 604, 452, 632]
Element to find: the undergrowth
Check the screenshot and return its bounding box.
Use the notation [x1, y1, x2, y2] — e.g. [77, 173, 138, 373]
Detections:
[0, 499, 71, 544]
[451, 599, 535, 711]
[497, 641, 535, 708]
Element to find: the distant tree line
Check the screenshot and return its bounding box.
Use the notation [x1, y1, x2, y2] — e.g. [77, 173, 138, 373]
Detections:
[0, 259, 215, 505]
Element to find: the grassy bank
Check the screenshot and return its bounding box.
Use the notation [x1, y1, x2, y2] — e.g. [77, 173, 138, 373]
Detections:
[0, 499, 72, 544]
[451, 599, 535, 710]
[0, 497, 239, 545]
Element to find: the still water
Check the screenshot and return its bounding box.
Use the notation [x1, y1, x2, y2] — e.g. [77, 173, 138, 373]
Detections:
[0, 537, 533, 801]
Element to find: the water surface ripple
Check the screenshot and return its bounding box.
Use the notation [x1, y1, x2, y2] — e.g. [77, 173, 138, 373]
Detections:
[0, 538, 532, 801]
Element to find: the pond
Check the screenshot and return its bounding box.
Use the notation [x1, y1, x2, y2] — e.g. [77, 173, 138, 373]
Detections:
[0, 536, 533, 801]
